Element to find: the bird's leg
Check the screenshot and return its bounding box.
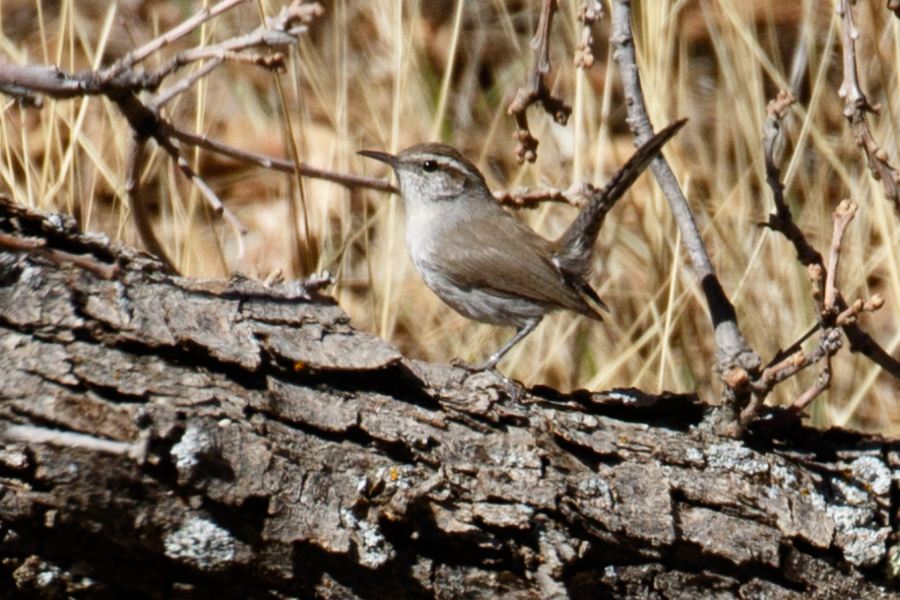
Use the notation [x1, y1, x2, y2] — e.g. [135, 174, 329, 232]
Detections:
[452, 317, 542, 372]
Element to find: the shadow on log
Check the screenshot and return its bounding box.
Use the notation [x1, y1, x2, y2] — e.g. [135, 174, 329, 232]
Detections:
[0, 196, 898, 599]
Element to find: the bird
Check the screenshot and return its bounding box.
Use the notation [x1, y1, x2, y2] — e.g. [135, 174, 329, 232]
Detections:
[359, 119, 686, 372]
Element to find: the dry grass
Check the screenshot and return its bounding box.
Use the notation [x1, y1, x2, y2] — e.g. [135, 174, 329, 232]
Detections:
[1, 0, 899, 433]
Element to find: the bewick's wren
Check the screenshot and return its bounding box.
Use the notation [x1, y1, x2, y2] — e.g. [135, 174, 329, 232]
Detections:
[360, 119, 685, 371]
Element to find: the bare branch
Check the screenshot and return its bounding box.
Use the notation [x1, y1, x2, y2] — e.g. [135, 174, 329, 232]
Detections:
[0, 1, 352, 268]
[837, 0, 900, 214]
[746, 200, 855, 427]
[749, 328, 843, 430]
[0, 80, 42, 107]
[0, 63, 108, 99]
[494, 183, 591, 209]
[759, 328, 842, 389]
[764, 322, 820, 372]
[843, 324, 900, 378]
[163, 124, 396, 193]
[507, 0, 571, 163]
[759, 92, 900, 409]
[761, 351, 808, 387]
[143, 1, 324, 95]
[113, 0, 251, 70]
[610, 0, 760, 436]
[760, 90, 825, 272]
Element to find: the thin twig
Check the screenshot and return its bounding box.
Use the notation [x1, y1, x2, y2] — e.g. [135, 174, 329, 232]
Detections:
[791, 359, 833, 412]
[837, 0, 900, 214]
[836, 295, 884, 326]
[494, 183, 592, 209]
[755, 91, 900, 426]
[151, 58, 224, 110]
[493, 120, 685, 212]
[749, 328, 842, 429]
[507, 0, 571, 163]
[143, 3, 320, 98]
[766, 334, 839, 433]
[773, 357, 833, 427]
[824, 200, 858, 311]
[0, 1, 335, 269]
[754, 196, 890, 431]
[113, 0, 250, 70]
[143, 0, 322, 105]
[575, 1, 605, 69]
[807, 264, 826, 314]
[125, 132, 176, 273]
[163, 124, 396, 193]
[110, 89, 251, 262]
[160, 138, 248, 257]
[751, 164, 853, 426]
[760, 91, 824, 272]
[758, 328, 842, 389]
[761, 351, 807, 386]
[764, 321, 820, 370]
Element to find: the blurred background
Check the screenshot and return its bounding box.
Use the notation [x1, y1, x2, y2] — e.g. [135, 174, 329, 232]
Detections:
[1, 0, 898, 432]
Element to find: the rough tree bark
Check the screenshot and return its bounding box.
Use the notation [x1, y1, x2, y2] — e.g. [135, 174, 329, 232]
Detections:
[0, 196, 898, 599]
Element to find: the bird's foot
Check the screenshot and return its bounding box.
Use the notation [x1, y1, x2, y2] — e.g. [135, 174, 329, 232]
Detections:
[450, 357, 492, 372]
[450, 358, 522, 402]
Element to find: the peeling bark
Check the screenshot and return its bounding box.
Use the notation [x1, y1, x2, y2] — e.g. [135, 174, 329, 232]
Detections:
[0, 197, 898, 599]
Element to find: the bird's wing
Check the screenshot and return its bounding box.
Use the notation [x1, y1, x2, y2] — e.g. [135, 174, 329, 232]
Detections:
[435, 215, 603, 319]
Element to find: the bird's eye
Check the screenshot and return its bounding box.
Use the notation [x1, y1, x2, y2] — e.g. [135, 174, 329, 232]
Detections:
[422, 160, 438, 172]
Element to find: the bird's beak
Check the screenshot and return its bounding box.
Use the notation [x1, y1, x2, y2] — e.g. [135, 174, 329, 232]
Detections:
[358, 149, 399, 168]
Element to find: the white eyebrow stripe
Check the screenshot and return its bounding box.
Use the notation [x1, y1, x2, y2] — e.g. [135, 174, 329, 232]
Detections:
[404, 155, 469, 178]
[405, 154, 459, 167]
